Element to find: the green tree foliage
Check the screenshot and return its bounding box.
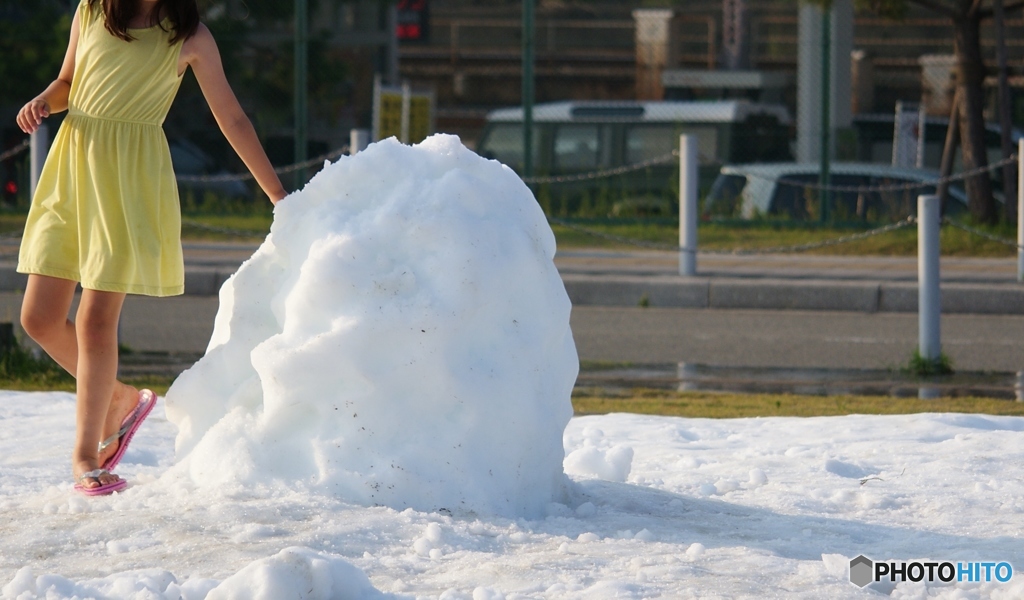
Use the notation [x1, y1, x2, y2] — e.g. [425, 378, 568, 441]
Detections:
[0, 1, 73, 107]
[175, 1, 353, 141]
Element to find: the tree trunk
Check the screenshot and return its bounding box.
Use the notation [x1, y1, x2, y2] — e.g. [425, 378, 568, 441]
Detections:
[993, 0, 1018, 223]
[937, 89, 960, 217]
[952, 12, 998, 224]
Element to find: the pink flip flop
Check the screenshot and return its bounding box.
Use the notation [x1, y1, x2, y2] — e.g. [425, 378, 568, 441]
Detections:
[99, 389, 157, 472]
[74, 469, 128, 496]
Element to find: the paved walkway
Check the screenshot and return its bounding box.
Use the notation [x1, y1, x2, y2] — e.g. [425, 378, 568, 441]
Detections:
[0, 240, 1020, 314]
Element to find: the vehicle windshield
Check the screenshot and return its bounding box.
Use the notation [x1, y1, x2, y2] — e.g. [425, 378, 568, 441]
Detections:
[553, 125, 613, 172]
[477, 124, 540, 172]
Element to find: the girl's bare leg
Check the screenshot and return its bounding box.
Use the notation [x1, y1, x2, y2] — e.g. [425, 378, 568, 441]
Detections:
[21, 275, 140, 488]
[71, 288, 127, 487]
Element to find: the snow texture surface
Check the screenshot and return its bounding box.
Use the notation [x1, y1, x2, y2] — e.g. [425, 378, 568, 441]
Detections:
[2, 396, 1023, 598]
[164, 135, 578, 518]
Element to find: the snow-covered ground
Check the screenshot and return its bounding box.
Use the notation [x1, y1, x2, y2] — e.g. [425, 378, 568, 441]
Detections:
[1, 394, 1022, 599]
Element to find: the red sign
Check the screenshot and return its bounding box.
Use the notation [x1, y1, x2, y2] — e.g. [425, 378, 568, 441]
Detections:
[397, 0, 428, 42]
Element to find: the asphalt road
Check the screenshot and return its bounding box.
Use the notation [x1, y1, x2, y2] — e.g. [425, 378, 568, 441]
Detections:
[0, 293, 1020, 374]
[569, 306, 1024, 373]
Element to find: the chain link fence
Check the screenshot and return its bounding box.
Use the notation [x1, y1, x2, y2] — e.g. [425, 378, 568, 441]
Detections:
[522, 151, 679, 185]
[4, 134, 1020, 254]
[540, 147, 1022, 254]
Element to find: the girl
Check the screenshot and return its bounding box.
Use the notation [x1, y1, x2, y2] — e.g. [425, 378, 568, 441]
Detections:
[16, 0, 286, 495]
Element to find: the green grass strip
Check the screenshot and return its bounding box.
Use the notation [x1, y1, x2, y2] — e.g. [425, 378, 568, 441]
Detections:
[573, 388, 1024, 418]
[551, 221, 1017, 257]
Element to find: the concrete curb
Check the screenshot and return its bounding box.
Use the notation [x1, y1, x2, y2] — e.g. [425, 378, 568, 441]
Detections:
[183, 267, 233, 297]
[1, 265, 1020, 315]
[561, 274, 1024, 315]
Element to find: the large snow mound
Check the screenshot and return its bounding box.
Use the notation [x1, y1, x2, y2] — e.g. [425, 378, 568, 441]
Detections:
[164, 135, 578, 518]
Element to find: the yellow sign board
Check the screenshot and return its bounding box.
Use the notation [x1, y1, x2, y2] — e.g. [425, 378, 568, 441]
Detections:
[373, 78, 435, 144]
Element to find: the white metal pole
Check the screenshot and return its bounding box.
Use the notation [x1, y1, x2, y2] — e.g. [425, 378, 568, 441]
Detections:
[29, 123, 48, 198]
[400, 82, 411, 144]
[679, 134, 698, 276]
[918, 194, 941, 361]
[350, 129, 370, 154]
[371, 74, 382, 142]
[1017, 139, 1023, 282]
[677, 362, 698, 392]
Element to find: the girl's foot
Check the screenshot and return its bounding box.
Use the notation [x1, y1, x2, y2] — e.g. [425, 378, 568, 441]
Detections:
[97, 384, 140, 467]
[73, 460, 121, 491]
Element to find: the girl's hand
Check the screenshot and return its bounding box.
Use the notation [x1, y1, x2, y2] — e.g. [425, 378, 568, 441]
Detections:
[16, 99, 51, 134]
[268, 188, 287, 205]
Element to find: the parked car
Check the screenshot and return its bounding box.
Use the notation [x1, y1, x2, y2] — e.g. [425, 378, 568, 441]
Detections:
[703, 162, 971, 222]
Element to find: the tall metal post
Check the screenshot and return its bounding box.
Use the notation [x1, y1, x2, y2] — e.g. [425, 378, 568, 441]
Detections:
[400, 82, 412, 144]
[937, 91, 960, 216]
[1018, 139, 1023, 281]
[994, 0, 1017, 222]
[294, 0, 309, 190]
[30, 124, 49, 199]
[818, 6, 831, 223]
[722, 0, 747, 70]
[522, 0, 535, 186]
[918, 194, 941, 361]
[350, 129, 370, 155]
[679, 135, 698, 276]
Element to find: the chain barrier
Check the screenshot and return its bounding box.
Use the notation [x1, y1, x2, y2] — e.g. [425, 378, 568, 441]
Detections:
[0, 140, 31, 163]
[8, 214, 1010, 255]
[943, 217, 1024, 250]
[553, 214, 1024, 255]
[521, 151, 679, 185]
[769, 155, 1018, 193]
[531, 148, 1020, 254]
[706, 217, 918, 255]
[175, 146, 350, 184]
[521, 148, 1015, 194]
[7, 133, 1021, 255]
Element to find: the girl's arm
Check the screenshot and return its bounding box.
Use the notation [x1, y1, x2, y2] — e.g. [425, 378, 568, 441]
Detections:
[182, 24, 287, 204]
[16, 7, 81, 134]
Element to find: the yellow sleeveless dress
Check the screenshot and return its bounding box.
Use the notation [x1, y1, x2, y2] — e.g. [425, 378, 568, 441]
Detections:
[18, 0, 185, 296]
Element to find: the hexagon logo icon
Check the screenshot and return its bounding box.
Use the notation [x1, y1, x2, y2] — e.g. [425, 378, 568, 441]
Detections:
[849, 555, 874, 588]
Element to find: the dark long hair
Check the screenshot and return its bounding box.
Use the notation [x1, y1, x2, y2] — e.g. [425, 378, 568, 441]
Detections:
[90, 0, 200, 44]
